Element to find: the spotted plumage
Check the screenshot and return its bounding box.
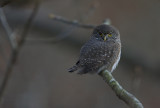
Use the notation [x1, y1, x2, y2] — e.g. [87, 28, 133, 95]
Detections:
[68, 24, 121, 74]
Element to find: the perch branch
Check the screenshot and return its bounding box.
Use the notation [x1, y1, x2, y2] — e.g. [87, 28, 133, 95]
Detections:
[99, 70, 144, 108]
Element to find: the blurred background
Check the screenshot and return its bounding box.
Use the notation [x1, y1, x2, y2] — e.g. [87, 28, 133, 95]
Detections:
[0, 0, 160, 108]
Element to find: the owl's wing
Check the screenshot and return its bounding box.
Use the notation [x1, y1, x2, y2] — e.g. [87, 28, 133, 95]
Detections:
[78, 40, 115, 73]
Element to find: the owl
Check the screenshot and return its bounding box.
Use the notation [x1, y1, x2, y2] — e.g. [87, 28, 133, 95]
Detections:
[68, 24, 121, 74]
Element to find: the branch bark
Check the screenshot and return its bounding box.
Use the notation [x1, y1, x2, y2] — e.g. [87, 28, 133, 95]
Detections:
[99, 70, 144, 108]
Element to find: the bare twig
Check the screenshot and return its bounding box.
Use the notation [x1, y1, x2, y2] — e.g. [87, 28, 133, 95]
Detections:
[99, 70, 144, 108]
[49, 0, 99, 29]
[49, 14, 96, 29]
[0, 8, 17, 50]
[0, 8, 17, 103]
[26, 18, 111, 43]
[18, 0, 40, 46]
[50, 0, 98, 42]
[0, 51, 16, 103]
[0, 0, 40, 104]
[27, 2, 98, 43]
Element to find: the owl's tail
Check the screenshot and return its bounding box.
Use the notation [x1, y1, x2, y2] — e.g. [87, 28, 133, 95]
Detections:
[68, 61, 80, 72]
[68, 65, 78, 72]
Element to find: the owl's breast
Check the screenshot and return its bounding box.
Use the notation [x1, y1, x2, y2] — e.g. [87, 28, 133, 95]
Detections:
[80, 40, 114, 62]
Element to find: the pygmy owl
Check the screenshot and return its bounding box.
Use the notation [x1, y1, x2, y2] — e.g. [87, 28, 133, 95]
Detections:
[68, 24, 121, 74]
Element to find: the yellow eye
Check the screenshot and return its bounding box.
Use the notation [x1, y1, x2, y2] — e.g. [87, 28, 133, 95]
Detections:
[108, 33, 112, 37]
[98, 32, 103, 36]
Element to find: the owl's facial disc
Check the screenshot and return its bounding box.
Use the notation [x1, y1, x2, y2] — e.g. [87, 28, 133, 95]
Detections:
[93, 24, 120, 42]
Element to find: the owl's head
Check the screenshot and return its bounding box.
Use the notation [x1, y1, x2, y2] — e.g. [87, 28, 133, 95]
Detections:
[92, 24, 120, 42]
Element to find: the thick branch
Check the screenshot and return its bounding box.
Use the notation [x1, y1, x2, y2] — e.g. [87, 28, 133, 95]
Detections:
[0, 0, 40, 104]
[99, 70, 144, 108]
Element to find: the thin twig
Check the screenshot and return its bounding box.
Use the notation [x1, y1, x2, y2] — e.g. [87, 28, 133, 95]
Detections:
[0, 8, 17, 50]
[0, 8, 17, 103]
[27, 2, 98, 43]
[99, 70, 144, 108]
[0, 0, 40, 104]
[0, 51, 16, 103]
[18, 0, 40, 46]
[49, 0, 98, 42]
[26, 18, 111, 43]
[49, 14, 96, 29]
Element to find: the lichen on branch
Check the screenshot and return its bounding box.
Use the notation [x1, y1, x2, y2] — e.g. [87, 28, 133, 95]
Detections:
[99, 70, 144, 108]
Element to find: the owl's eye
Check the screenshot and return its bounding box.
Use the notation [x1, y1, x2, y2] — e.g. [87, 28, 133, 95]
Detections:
[108, 33, 112, 37]
[98, 32, 103, 36]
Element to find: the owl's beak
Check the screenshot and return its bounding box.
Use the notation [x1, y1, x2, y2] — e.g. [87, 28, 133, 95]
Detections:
[104, 35, 107, 41]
